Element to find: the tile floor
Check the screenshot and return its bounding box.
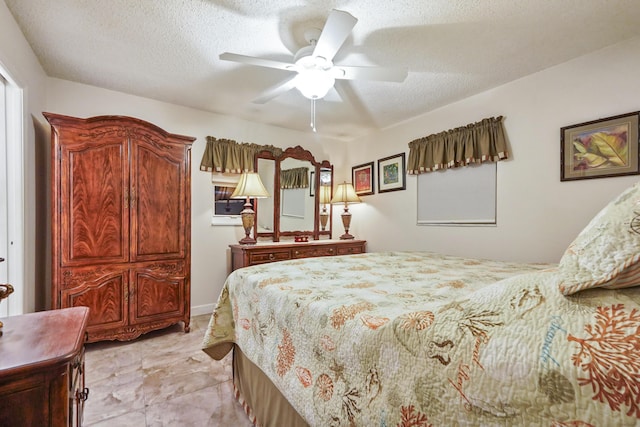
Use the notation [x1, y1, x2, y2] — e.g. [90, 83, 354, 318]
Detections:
[83, 314, 254, 426]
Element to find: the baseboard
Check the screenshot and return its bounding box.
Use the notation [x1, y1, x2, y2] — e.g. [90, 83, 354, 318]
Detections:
[191, 303, 214, 317]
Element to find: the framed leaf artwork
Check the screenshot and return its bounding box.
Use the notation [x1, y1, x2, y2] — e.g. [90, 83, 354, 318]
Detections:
[561, 111, 640, 181]
[352, 161, 374, 196]
[378, 153, 406, 193]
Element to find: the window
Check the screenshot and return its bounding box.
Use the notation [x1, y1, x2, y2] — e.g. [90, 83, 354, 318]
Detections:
[417, 162, 497, 225]
[211, 173, 243, 226]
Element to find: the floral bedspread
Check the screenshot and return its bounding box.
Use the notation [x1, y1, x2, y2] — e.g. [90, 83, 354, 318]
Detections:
[202, 251, 640, 426]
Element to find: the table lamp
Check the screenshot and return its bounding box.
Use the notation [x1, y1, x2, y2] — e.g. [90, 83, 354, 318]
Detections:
[330, 182, 361, 240]
[231, 172, 270, 244]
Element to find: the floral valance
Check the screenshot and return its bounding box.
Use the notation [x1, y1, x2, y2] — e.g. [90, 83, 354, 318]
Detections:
[199, 137, 283, 174]
[280, 167, 309, 189]
[407, 116, 508, 174]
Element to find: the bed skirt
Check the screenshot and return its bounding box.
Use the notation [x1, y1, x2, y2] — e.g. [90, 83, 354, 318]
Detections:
[233, 345, 309, 427]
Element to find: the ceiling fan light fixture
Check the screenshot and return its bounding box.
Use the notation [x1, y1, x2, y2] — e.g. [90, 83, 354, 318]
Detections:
[219, 9, 406, 132]
[295, 68, 335, 99]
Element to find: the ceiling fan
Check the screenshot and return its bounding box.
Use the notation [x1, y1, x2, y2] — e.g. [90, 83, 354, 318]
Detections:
[219, 9, 408, 131]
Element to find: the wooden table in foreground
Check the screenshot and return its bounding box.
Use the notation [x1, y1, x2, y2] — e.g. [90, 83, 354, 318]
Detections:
[0, 306, 90, 427]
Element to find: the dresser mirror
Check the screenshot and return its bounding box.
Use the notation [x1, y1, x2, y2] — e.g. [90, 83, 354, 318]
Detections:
[280, 157, 315, 233]
[255, 146, 332, 241]
[256, 157, 276, 236]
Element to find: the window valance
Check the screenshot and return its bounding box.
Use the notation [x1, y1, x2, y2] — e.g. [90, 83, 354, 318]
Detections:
[407, 116, 508, 174]
[199, 137, 283, 173]
[280, 167, 309, 189]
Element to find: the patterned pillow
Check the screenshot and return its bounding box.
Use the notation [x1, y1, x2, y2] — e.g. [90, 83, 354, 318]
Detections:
[558, 181, 640, 295]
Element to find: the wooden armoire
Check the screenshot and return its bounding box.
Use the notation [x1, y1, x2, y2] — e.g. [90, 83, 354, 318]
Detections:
[45, 113, 195, 343]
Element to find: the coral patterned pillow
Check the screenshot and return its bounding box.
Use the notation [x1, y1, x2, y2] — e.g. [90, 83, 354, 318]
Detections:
[559, 181, 640, 295]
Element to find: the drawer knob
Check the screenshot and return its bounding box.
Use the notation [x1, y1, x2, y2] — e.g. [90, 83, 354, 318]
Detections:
[329, 248, 334, 253]
[294, 250, 300, 255]
[268, 253, 275, 260]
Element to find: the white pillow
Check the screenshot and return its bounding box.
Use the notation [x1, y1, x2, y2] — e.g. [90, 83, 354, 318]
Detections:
[558, 181, 640, 295]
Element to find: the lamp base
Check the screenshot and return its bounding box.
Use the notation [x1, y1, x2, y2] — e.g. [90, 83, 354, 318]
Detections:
[0, 284, 14, 330]
[238, 200, 257, 245]
[238, 236, 257, 245]
[319, 206, 329, 231]
[340, 208, 355, 240]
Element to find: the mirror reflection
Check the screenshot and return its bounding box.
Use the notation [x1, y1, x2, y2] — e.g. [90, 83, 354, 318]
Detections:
[256, 157, 275, 234]
[280, 158, 314, 233]
[318, 167, 332, 231]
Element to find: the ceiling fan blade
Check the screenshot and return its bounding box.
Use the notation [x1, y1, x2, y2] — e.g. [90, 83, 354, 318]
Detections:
[322, 86, 343, 103]
[333, 65, 408, 82]
[333, 80, 376, 126]
[252, 76, 299, 104]
[219, 52, 296, 72]
[312, 9, 357, 61]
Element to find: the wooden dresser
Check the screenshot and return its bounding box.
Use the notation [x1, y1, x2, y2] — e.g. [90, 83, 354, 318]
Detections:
[45, 113, 194, 343]
[0, 307, 90, 427]
[230, 239, 366, 271]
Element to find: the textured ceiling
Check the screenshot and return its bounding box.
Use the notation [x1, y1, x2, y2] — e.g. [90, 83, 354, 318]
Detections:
[5, 0, 640, 141]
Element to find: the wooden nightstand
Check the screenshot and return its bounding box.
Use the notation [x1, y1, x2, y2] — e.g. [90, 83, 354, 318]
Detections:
[0, 307, 90, 427]
[230, 239, 366, 271]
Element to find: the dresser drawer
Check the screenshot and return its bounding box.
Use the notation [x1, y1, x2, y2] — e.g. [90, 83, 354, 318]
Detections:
[292, 246, 336, 258]
[336, 244, 365, 255]
[248, 249, 291, 265]
[229, 240, 366, 271]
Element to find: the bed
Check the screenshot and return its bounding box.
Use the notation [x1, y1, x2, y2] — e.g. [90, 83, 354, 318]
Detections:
[203, 182, 640, 427]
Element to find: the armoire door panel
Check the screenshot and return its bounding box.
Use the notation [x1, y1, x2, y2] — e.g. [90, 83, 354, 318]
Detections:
[131, 268, 185, 323]
[61, 269, 128, 330]
[131, 143, 186, 261]
[61, 141, 129, 266]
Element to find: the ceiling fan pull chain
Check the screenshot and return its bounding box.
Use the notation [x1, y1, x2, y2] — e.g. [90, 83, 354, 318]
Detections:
[310, 98, 317, 132]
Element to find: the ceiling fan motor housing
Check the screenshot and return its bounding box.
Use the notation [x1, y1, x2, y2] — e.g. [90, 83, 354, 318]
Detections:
[294, 33, 335, 99]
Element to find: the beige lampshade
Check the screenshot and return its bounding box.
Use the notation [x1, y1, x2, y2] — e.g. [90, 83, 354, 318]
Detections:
[231, 172, 270, 199]
[319, 185, 332, 204]
[330, 182, 361, 204]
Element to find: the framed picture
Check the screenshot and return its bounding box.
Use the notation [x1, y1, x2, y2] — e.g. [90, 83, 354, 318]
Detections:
[352, 161, 374, 196]
[378, 153, 406, 193]
[561, 111, 640, 181]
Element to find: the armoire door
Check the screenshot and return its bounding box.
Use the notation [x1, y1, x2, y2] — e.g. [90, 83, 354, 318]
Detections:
[58, 130, 129, 267]
[129, 137, 188, 262]
[129, 263, 186, 325]
[59, 264, 129, 335]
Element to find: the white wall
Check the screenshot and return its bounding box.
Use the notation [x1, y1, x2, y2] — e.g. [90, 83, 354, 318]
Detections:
[344, 36, 640, 263]
[45, 78, 344, 314]
[0, 1, 48, 312]
[4, 0, 640, 311]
